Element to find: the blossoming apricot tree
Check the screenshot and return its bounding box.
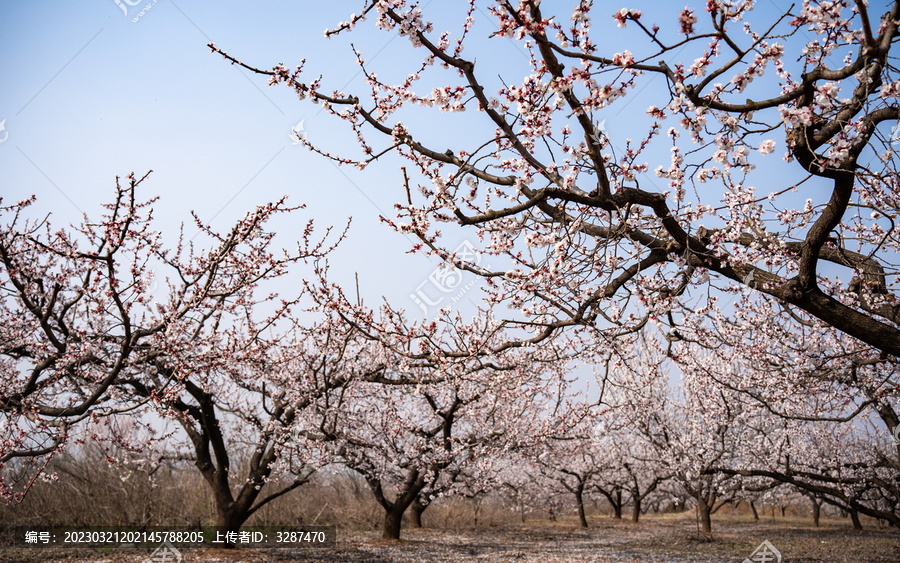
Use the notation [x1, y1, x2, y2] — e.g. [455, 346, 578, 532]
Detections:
[214, 0, 900, 357]
[0, 174, 344, 501]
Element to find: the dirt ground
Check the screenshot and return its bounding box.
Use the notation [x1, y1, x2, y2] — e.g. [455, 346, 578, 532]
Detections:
[3, 514, 899, 562]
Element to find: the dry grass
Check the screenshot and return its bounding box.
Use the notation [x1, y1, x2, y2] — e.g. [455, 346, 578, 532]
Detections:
[3, 451, 898, 561]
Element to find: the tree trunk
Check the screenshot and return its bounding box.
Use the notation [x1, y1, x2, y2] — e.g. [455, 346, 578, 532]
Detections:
[366, 469, 427, 541]
[697, 502, 712, 534]
[613, 490, 623, 519]
[575, 486, 588, 528]
[214, 507, 250, 547]
[850, 509, 863, 530]
[409, 498, 426, 529]
[383, 507, 405, 540]
[215, 510, 247, 533]
[750, 501, 759, 522]
[631, 497, 641, 523]
[811, 499, 821, 527]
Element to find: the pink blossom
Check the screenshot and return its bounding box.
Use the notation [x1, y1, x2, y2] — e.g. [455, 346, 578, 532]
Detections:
[678, 7, 697, 35]
[612, 7, 641, 28]
[758, 139, 776, 155]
